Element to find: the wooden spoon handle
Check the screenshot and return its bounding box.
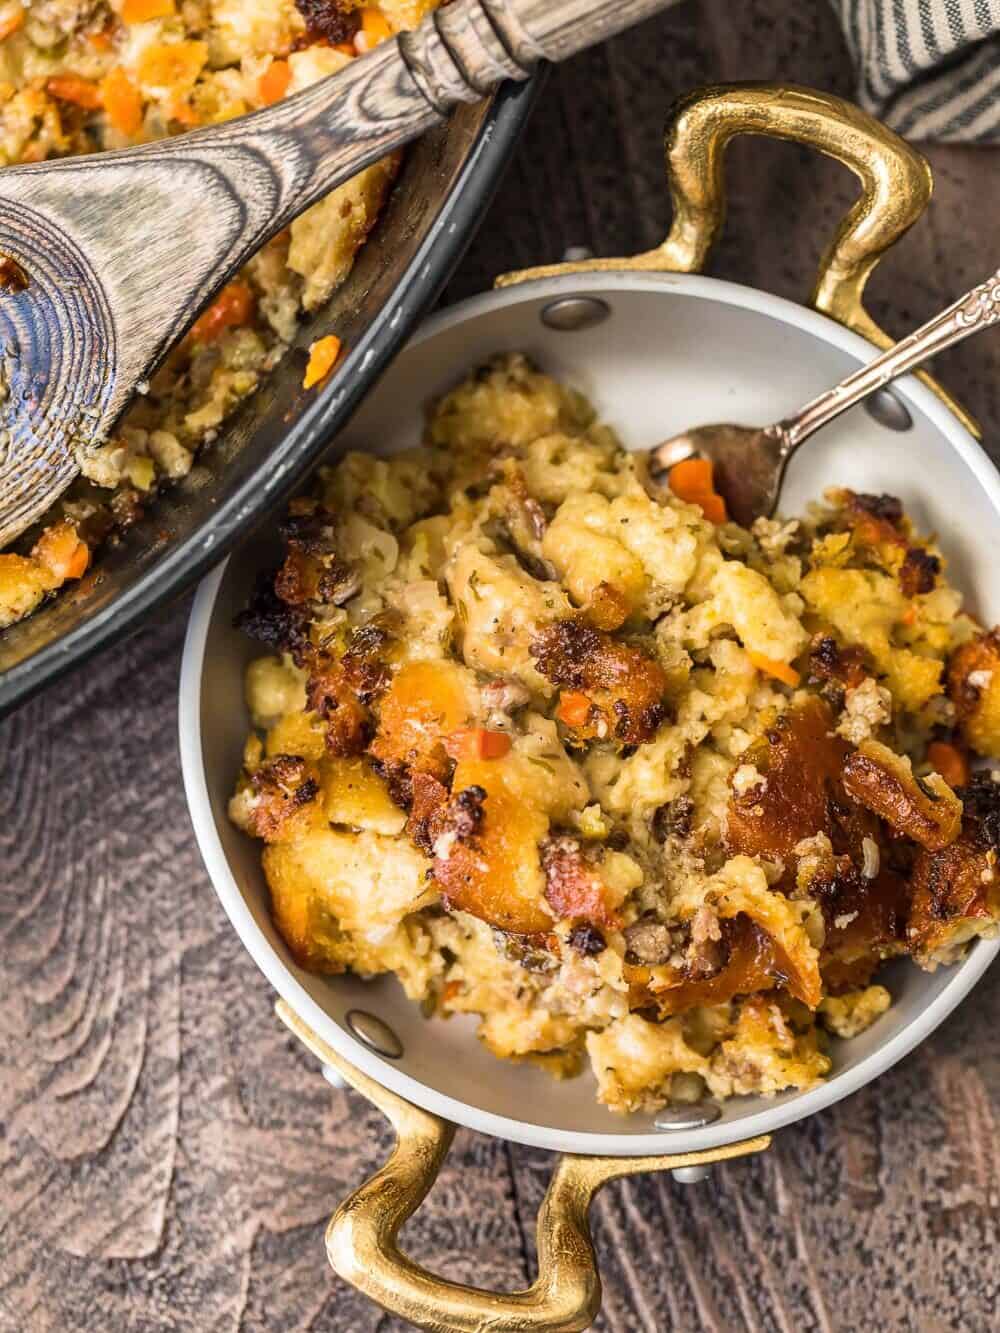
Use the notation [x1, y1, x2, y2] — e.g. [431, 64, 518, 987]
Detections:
[0, 0, 672, 546]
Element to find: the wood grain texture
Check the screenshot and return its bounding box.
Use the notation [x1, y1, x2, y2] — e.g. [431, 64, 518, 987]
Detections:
[3, 2, 1000, 1330]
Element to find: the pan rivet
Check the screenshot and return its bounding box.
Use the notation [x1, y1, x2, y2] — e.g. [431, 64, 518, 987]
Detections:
[653, 1100, 722, 1130]
[865, 387, 913, 432]
[671, 1165, 713, 1185]
[541, 296, 610, 332]
[346, 1009, 404, 1059]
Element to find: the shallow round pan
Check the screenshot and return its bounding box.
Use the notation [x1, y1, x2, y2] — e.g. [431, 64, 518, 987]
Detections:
[181, 266, 1000, 1154]
[0, 81, 538, 717]
[181, 85, 1000, 1329]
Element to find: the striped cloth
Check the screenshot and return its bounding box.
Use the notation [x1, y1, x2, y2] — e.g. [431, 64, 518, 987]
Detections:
[832, 0, 1000, 141]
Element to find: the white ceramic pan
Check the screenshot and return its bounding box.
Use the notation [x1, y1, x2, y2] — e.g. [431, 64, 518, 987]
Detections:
[179, 85, 1000, 1333]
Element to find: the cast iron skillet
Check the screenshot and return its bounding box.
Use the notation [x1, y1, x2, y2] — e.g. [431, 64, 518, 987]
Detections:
[0, 78, 540, 717]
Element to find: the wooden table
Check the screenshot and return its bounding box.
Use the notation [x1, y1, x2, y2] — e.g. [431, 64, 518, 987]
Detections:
[4, 2, 1000, 1329]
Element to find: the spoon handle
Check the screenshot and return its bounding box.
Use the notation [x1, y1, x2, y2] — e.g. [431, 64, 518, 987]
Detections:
[781, 269, 1000, 451]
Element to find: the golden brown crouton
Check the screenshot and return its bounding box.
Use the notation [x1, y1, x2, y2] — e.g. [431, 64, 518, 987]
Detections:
[727, 696, 854, 863]
[948, 629, 1000, 759]
[531, 618, 667, 747]
[842, 739, 962, 851]
[420, 756, 552, 935]
[908, 774, 1000, 967]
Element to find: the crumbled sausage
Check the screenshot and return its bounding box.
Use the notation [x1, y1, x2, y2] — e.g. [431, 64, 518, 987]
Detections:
[899, 546, 941, 597]
[807, 633, 868, 690]
[294, 0, 356, 44]
[240, 754, 320, 842]
[407, 775, 486, 858]
[623, 915, 672, 965]
[651, 796, 694, 843]
[567, 923, 607, 957]
[540, 836, 619, 928]
[236, 571, 309, 662]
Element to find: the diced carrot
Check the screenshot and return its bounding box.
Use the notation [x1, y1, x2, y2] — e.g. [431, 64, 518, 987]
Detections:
[259, 59, 291, 106]
[926, 741, 969, 790]
[667, 457, 714, 498]
[697, 492, 728, 525]
[900, 604, 917, 626]
[303, 334, 342, 389]
[101, 67, 143, 136]
[167, 97, 200, 126]
[334, 42, 357, 56]
[667, 456, 728, 523]
[47, 75, 102, 110]
[189, 281, 255, 343]
[33, 522, 90, 582]
[747, 651, 801, 688]
[443, 728, 512, 761]
[122, 0, 175, 22]
[556, 690, 593, 729]
[0, 6, 24, 42]
[360, 7, 393, 46]
[89, 29, 114, 51]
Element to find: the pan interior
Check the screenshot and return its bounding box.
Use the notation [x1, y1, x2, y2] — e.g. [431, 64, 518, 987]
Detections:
[190, 277, 1000, 1147]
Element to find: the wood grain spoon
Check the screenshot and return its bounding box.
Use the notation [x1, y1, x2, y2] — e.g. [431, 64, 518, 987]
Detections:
[0, 0, 674, 549]
[648, 268, 1000, 527]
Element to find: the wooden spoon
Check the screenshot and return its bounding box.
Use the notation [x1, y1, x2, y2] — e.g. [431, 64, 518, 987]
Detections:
[0, 0, 672, 548]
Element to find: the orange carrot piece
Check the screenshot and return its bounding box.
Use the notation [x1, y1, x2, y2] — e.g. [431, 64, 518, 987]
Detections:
[667, 456, 728, 523]
[668, 457, 713, 498]
[334, 42, 357, 56]
[0, 7, 24, 42]
[167, 97, 200, 126]
[89, 29, 114, 50]
[697, 491, 728, 525]
[259, 59, 292, 106]
[122, 0, 175, 22]
[556, 690, 593, 729]
[47, 75, 102, 109]
[926, 741, 969, 790]
[33, 522, 90, 582]
[443, 728, 512, 761]
[303, 334, 342, 389]
[189, 282, 255, 344]
[747, 651, 801, 688]
[101, 66, 143, 136]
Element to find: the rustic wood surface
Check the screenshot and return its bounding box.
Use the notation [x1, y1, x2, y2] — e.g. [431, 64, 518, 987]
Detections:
[3, 1, 1000, 1329]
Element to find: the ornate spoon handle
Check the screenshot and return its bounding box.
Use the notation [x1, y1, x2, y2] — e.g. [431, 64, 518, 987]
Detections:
[0, 0, 674, 546]
[780, 269, 1000, 452]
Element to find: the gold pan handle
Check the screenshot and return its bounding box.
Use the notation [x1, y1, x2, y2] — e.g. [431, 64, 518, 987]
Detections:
[499, 81, 977, 438]
[277, 1000, 769, 1333]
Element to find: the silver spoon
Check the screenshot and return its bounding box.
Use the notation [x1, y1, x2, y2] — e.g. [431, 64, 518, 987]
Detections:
[0, 0, 674, 549]
[648, 269, 1000, 527]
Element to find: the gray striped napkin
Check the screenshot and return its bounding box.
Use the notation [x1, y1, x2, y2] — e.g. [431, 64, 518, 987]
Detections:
[832, 1, 1000, 141]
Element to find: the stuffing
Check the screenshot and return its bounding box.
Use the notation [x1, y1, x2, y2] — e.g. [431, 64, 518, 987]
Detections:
[819, 985, 891, 1038]
[230, 358, 1000, 1114]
